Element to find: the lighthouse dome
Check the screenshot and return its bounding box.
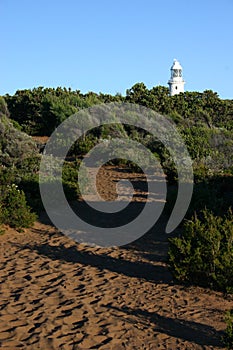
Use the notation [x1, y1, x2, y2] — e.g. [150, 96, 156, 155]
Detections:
[171, 59, 182, 70]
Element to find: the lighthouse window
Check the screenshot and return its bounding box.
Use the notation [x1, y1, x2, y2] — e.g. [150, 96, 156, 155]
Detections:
[179, 70, 182, 77]
[175, 86, 178, 90]
[173, 69, 179, 77]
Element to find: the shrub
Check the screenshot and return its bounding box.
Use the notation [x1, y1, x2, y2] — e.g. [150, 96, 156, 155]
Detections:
[0, 115, 38, 167]
[168, 208, 233, 292]
[0, 184, 37, 229]
[70, 135, 98, 156]
[0, 96, 10, 118]
[19, 175, 43, 213]
[223, 309, 233, 349]
[187, 176, 233, 218]
[39, 157, 91, 203]
[17, 156, 41, 176]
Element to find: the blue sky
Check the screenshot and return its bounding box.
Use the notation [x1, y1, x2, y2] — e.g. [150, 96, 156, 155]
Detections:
[1, 0, 233, 99]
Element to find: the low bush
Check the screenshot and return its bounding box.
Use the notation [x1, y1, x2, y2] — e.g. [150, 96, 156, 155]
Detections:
[168, 208, 233, 293]
[70, 135, 98, 156]
[0, 184, 37, 229]
[223, 309, 233, 349]
[165, 176, 233, 220]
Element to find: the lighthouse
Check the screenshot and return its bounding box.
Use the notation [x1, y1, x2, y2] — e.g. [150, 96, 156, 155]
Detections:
[168, 59, 185, 96]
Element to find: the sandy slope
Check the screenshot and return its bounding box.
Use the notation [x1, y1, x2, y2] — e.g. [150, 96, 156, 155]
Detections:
[0, 166, 232, 349]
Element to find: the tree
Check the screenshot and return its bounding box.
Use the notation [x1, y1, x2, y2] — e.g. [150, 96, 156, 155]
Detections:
[126, 82, 150, 105]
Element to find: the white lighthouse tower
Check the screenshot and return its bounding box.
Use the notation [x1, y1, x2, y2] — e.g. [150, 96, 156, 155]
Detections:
[168, 59, 185, 96]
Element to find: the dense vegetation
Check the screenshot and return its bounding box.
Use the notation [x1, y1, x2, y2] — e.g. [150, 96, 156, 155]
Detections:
[4, 84, 233, 136]
[0, 85, 232, 295]
[168, 208, 233, 293]
[224, 309, 233, 349]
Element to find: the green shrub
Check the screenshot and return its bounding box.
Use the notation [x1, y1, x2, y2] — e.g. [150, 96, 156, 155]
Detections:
[70, 135, 98, 156]
[168, 208, 233, 292]
[39, 157, 91, 202]
[193, 162, 210, 183]
[0, 96, 10, 118]
[0, 114, 38, 167]
[223, 309, 233, 349]
[19, 175, 43, 213]
[0, 184, 37, 229]
[187, 176, 233, 218]
[17, 156, 41, 175]
[62, 160, 91, 198]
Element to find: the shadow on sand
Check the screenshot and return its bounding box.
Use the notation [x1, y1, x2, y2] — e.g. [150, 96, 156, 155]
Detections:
[103, 304, 224, 347]
[14, 231, 173, 285]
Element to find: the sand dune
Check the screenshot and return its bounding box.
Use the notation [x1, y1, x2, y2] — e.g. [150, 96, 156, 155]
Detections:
[0, 166, 232, 349]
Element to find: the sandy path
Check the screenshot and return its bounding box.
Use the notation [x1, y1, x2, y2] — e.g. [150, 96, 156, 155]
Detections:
[0, 166, 232, 349]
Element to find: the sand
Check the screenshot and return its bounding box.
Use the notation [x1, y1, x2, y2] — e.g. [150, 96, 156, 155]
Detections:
[0, 166, 232, 349]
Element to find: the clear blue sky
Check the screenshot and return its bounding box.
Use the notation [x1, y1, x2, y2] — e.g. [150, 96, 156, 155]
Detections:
[1, 0, 233, 99]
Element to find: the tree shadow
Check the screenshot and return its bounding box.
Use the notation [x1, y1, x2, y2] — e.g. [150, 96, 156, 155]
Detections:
[13, 240, 173, 285]
[33, 169, 179, 284]
[103, 304, 224, 347]
[37, 172, 175, 275]
[120, 215, 176, 262]
[38, 198, 174, 266]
